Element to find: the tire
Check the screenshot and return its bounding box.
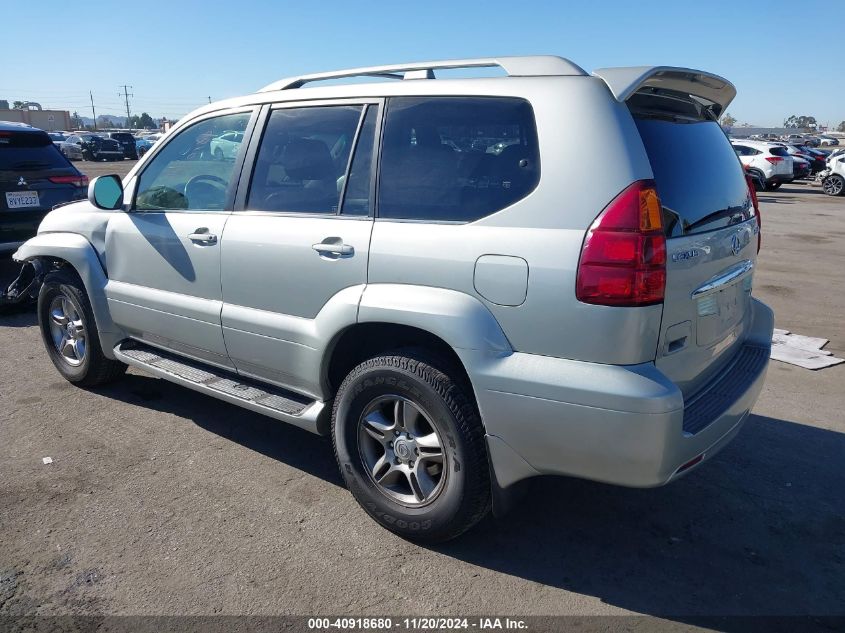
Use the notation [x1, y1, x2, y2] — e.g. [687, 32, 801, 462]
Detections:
[332, 350, 490, 542]
[765, 181, 782, 191]
[822, 174, 845, 196]
[37, 269, 126, 386]
[214, 147, 224, 161]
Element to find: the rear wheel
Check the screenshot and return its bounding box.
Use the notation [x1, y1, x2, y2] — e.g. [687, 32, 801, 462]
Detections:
[214, 147, 224, 160]
[38, 270, 126, 386]
[332, 351, 490, 542]
[765, 181, 782, 191]
[822, 174, 845, 196]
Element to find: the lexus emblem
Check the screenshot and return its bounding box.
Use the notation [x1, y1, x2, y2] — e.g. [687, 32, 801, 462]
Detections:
[731, 233, 742, 256]
[17, 176, 27, 187]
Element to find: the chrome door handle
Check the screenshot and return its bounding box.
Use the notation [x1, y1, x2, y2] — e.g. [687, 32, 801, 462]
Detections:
[312, 241, 354, 256]
[188, 230, 217, 244]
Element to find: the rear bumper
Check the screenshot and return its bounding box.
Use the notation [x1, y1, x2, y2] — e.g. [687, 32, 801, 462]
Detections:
[462, 298, 773, 489]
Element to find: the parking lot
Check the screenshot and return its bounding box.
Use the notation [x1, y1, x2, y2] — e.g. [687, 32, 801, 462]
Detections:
[1, 161, 843, 621]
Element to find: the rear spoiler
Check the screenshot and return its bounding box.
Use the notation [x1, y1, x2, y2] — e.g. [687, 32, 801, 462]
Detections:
[592, 66, 736, 117]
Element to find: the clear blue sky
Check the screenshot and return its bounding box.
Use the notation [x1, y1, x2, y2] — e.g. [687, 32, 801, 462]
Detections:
[2, 0, 842, 128]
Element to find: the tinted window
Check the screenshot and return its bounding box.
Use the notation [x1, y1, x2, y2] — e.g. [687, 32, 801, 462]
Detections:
[378, 97, 539, 222]
[0, 131, 71, 170]
[769, 146, 790, 157]
[341, 106, 377, 216]
[110, 132, 134, 142]
[247, 105, 362, 214]
[733, 145, 750, 156]
[135, 111, 251, 211]
[635, 118, 750, 236]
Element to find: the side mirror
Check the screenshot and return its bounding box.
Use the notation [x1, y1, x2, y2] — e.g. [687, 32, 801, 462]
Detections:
[88, 175, 124, 210]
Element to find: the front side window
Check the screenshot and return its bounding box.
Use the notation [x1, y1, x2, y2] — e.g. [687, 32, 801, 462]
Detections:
[134, 111, 251, 211]
[378, 97, 540, 222]
[247, 105, 363, 214]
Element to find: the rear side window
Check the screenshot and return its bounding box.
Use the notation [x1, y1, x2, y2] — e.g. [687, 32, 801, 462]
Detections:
[769, 146, 790, 157]
[378, 97, 540, 222]
[635, 118, 751, 236]
[0, 130, 71, 170]
[247, 105, 363, 214]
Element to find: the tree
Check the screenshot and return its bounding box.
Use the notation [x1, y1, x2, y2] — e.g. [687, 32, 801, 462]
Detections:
[128, 112, 155, 129]
[837, 121, 845, 133]
[783, 115, 817, 130]
[12, 101, 25, 109]
[721, 112, 737, 127]
[72, 111, 83, 128]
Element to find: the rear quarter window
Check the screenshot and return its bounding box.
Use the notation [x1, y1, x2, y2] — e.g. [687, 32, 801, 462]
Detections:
[378, 97, 540, 222]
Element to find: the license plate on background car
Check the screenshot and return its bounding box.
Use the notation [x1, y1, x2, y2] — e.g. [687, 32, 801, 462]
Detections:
[5, 191, 40, 209]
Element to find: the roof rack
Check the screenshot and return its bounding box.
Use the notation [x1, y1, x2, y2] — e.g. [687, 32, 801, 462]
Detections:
[257, 55, 586, 92]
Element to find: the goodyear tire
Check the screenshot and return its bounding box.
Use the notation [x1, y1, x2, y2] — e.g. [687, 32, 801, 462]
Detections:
[332, 350, 490, 542]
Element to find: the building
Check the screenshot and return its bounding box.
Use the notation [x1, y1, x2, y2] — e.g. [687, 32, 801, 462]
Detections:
[0, 103, 72, 131]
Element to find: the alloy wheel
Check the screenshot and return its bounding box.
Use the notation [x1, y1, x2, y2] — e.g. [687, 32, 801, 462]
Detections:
[357, 395, 447, 507]
[47, 294, 87, 366]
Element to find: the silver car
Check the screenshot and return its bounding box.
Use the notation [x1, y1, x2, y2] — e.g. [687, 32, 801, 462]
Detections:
[14, 56, 772, 541]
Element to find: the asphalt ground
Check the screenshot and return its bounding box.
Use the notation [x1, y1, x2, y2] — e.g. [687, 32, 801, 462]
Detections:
[0, 169, 843, 623]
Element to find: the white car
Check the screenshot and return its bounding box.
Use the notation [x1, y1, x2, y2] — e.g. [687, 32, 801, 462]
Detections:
[821, 154, 845, 196]
[818, 136, 840, 147]
[209, 131, 244, 160]
[731, 140, 794, 190]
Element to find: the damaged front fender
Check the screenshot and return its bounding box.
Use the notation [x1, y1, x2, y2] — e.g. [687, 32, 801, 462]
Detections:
[0, 259, 44, 308]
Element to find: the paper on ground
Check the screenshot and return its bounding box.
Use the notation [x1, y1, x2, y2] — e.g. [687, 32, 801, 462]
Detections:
[771, 329, 844, 370]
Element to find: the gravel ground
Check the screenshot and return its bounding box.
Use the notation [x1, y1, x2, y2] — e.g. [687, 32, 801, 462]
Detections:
[0, 178, 843, 622]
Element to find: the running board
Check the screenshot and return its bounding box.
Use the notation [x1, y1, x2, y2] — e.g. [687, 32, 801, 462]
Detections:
[113, 342, 325, 435]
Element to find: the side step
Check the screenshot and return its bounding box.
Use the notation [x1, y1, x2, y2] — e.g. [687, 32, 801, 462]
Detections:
[113, 341, 325, 435]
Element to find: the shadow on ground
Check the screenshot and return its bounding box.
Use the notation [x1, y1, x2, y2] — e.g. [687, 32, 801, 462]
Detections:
[434, 414, 844, 625]
[89, 369, 845, 624]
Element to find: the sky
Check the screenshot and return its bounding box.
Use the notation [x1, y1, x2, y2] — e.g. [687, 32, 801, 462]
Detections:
[2, 0, 843, 128]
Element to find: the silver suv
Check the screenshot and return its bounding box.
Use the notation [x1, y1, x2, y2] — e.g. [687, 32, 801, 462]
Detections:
[15, 57, 773, 541]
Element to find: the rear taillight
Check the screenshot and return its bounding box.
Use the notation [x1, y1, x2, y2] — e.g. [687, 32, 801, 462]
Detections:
[49, 175, 89, 187]
[765, 156, 784, 164]
[576, 179, 666, 307]
[746, 174, 761, 253]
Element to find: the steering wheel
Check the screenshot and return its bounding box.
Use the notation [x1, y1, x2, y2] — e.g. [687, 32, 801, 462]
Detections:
[184, 174, 228, 208]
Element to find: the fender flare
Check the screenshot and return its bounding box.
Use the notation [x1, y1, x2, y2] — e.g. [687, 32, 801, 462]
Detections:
[14, 233, 123, 354]
[357, 284, 511, 353]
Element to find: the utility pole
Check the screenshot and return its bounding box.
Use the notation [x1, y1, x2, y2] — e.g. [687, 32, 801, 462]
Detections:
[208, 96, 211, 104]
[89, 91, 97, 130]
[119, 84, 133, 128]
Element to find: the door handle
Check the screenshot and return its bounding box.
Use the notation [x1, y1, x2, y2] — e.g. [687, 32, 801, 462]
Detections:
[188, 229, 217, 244]
[312, 240, 354, 257]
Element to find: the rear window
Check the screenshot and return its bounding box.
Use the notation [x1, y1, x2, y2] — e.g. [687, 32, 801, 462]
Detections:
[635, 118, 751, 237]
[0, 131, 71, 170]
[768, 146, 790, 157]
[378, 97, 540, 222]
[110, 133, 134, 142]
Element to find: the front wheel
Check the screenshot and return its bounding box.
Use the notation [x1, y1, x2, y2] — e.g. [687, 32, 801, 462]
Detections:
[822, 174, 845, 196]
[38, 269, 126, 386]
[332, 351, 490, 542]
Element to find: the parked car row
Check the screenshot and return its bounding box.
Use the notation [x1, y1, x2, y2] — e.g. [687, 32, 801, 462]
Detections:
[731, 138, 838, 191]
[747, 133, 839, 147]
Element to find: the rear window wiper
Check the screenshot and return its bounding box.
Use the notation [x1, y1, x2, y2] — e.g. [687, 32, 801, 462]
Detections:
[683, 205, 749, 234]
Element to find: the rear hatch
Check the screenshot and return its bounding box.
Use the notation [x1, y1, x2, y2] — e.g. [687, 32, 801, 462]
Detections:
[1, 128, 87, 243]
[109, 132, 137, 156]
[631, 96, 758, 399]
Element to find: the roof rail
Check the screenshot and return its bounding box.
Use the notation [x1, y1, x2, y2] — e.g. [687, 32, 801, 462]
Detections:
[257, 55, 586, 92]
